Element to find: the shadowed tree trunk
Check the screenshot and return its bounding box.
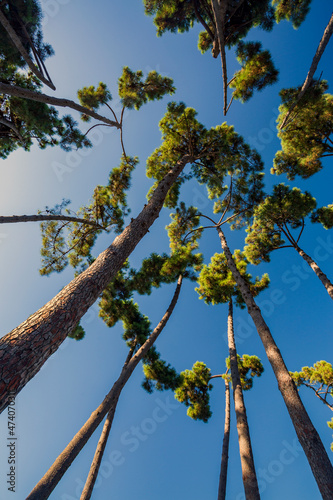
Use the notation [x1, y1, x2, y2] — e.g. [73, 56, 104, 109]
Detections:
[280, 11, 333, 129]
[217, 226, 333, 499]
[217, 377, 230, 500]
[227, 298, 260, 500]
[0, 82, 120, 128]
[0, 155, 192, 414]
[211, 0, 228, 115]
[26, 276, 183, 500]
[0, 214, 104, 229]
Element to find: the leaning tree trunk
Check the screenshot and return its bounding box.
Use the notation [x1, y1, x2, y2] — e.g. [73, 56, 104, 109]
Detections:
[280, 11, 333, 129]
[80, 343, 137, 500]
[227, 299, 260, 500]
[217, 226, 333, 499]
[26, 276, 183, 500]
[217, 378, 230, 500]
[0, 82, 119, 128]
[294, 243, 333, 300]
[0, 214, 104, 229]
[0, 8, 55, 90]
[0, 155, 192, 414]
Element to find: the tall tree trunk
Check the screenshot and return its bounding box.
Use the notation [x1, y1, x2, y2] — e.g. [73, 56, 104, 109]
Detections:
[0, 155, 192, 414]
[80, 342, 137, 500]
[294, 244, 333, 299]
[227, 299, 260, 500]
[210, 0, 228, 115]
[217, 226, 333, 499]
[0, 82, 119, 128]
[280, 11, 333, 129]
[217, 378, 230, 500]
[0, 8, 56, 90]
[0, 214, 104, 229]
[26, 276, 183, 500]
[80, 394, 120, 500]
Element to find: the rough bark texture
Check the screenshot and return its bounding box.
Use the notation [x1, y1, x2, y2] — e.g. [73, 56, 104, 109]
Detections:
[80, 396, 120, 500]
[280, 11, 333, 129]
[217, 378, 230, 500]
[0, 82, 120, 128]
[0, 214, 104, 229]
[227, 299, 260, 500]
[26, 276, 183, 500]
[295, 244, 333, 299]
[0, 8, 55, 90]
[217, 226, 333, 499]
[0, 157, 192, 414]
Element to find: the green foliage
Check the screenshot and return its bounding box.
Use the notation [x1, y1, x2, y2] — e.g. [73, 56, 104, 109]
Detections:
[142, 355, 182, 393]
[245, 184, 317, 264]
[273, 80, 333, 179]
[0, 61, 91, 158]
[0, 0, 53, 67]
[196, 250, 269, 308]
[273, 0, 312, 28]
[225, 354, 264, 390]
[68, 323, 85, 341]
[328, 418, 333, 452]
[77, 82, 112, 122]
[174, 361, 213, 422]
[230, 41, 278, 103]
[39, 156, 137, 275]
[311, 204, 333, 230]
[118, 66, 175, 110]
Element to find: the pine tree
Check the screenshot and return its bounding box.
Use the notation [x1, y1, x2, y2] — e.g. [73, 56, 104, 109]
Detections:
[244, 184, 333, 299]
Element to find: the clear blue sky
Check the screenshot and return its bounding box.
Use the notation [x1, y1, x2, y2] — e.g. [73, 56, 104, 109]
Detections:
[0, 1, 332, 499]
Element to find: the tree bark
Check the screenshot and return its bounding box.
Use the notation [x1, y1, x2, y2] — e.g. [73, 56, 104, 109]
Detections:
[26, 276, 183, 500]
[0, 8, 56, 90]
[217, 226, 333, 499]
[227, 299, 260, 500]
[0, 82, 120, 128]
[217, 378, 230, 500]
[210, 0, 228, 115]
[0, 214, 104, 229]
[0, 156, 192, 414]
[280, 11, 333, 129]
[294, 244, 333, 300]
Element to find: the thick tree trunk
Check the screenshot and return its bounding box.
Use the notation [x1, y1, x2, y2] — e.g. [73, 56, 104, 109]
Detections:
[0, 214, 104, 229]
[295, 244, 333, 299]
[280, 11, 333, 129]
[0, 9, 55, 90]
[26, 276, 183, 500]
[0, 82, 120, 128]
[217, 226, 333, 499]
[227, 299, 260, 500]
[217, 378, 230, 500]
[210, 0, 228, 115]
[0, 156, 192, 414]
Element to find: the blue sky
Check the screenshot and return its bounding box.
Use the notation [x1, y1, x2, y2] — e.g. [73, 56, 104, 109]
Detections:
[0, 1, 333, 499]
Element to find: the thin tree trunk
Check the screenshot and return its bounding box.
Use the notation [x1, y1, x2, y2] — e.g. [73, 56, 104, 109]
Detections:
[0, 8, 56, 90]
[280, 11, 333, 129]
[217, 378, 230, 500]
[0, 155, 192, 414]
[217, 226, 333, 499]
[211, 0, 228, 115]
[294, 244, 333, 299]
[227, 299, 260, 500]
[0, 214, 104, 229]
[80, 342, 137, 500]
[0, 115, 24, 142]
[26, 276, 183, 500]
[0, 82, 120, 128]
